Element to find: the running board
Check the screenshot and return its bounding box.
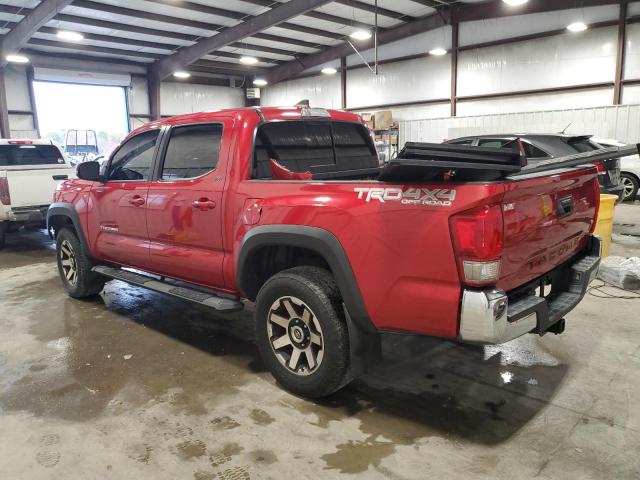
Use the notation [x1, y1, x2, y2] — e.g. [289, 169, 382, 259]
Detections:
[92, 266, 243, 312]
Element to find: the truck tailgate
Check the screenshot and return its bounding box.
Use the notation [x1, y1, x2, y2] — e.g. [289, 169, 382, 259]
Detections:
[2, 165, 75, 207]
[498, 166, 599, 292]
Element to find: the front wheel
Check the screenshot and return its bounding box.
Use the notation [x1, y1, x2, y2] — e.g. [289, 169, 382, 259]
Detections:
[620, 173, 639, 202]
[254, 267, 351, 398]
[56, 228, 105, 298]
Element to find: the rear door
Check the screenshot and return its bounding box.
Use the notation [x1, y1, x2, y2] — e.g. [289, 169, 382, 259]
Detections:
[88, 129, 159, 268]
[146, 120, 232, 288]
[0, 143, 74, 207]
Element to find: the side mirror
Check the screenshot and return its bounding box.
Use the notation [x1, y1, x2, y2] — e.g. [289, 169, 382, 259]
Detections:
[76, 161, 101, 181]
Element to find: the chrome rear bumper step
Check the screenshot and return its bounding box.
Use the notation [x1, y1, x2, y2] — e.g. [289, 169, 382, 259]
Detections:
[92, 266, 243, 312]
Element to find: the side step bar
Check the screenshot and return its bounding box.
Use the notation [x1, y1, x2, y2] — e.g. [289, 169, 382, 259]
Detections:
[92, 266, 243, 312]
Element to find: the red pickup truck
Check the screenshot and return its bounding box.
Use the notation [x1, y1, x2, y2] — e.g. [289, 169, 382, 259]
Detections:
[48, 107, 604, 398]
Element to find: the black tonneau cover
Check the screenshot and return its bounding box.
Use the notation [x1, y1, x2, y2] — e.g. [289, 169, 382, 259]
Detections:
[379, 142, 640, 182]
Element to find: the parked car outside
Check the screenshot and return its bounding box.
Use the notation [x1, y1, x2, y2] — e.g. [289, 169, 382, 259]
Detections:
[447, 134, 624, 200]
[591, 138, 640, 202]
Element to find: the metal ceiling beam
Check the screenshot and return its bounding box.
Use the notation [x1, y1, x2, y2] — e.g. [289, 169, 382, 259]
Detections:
[72, 0, 340, 41]
[56, 12, 320, 50]
[229, 0, 391, 28]
[334, 0, 417, 21]
[266, 0, 626, 84]
[267, 11, 449, 84]
[153, 0, 334, 80]
[0, 4, 323, 52]
[27, 38, 161, 60]
[0, 0, 73, 66]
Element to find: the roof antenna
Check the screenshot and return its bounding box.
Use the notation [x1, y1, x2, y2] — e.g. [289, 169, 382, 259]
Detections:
[559, 122, 573, 134]
[295, 99, 310, 107]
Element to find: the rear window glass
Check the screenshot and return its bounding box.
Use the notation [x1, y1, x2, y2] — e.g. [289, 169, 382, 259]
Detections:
[0, 144, 65, 166]
[567, 138, 598, 153]
[253, 121, 378, 179]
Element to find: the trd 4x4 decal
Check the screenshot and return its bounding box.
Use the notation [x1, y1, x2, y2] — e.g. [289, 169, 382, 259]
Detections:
[354, 187, 457, 207]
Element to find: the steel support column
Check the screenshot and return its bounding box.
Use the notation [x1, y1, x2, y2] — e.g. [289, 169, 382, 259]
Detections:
[614, 2, 628, 105]
[148, 67, 161, 121]
[450, 20, 459, 117]
[0, 68, 10, 138]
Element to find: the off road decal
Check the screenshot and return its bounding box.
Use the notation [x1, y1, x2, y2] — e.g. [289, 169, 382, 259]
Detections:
[354, 187, 456, 207]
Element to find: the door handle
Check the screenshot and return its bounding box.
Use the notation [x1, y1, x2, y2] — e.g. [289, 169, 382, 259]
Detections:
[129, 195, 146, 206]
[192, 198, 216, 211]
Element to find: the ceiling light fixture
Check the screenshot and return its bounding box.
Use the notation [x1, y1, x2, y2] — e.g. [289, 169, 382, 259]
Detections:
[429, 47, 447, 56]
[349, 30, 372, 41]
[253, 79, 268, 86]
[502, 0, 528, 6]
[57, 30, 84, 41]
[321, 67, 337, 75]
[173, 71, 191, 79]
[6, 54, 29, 64]
[240, 56, 259, 65]
[567, 22, 588, 32]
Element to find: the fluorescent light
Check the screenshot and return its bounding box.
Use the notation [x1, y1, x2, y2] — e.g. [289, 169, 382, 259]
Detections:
[6, 54, 29, 64]
[349, 30, 371, 41]
[567, 22, 588, 32]
[253, 78, 268, 86]
[321, 67, 337, 75]
[502, 0, 528, 6]
[429, 47, 447, 56]
[57, 30, 84, 41]
[240, 56, 258, 65]
[173, 71, 191, 79]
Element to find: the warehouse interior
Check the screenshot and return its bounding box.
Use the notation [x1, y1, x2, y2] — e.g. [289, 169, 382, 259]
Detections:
[1, 0, 640, 479]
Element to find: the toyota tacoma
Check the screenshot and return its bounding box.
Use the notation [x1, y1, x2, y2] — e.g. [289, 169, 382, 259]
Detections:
[47, 107, 635, 398]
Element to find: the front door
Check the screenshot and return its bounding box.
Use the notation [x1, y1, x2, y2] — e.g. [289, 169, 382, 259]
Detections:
[89, 129, 160, 268]
[146, 120, 232, 288]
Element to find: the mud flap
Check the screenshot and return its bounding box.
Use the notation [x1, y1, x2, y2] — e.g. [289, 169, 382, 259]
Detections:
[343, 305, 382, 377]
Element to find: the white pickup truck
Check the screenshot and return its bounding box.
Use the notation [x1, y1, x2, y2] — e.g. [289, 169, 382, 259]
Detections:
[0, 139, 75, 247]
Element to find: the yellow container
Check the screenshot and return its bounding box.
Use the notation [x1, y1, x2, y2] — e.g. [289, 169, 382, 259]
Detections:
[593, 194, 618, 257]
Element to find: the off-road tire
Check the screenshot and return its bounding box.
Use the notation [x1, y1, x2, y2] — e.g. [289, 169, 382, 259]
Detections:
[56, 228, 105, 298]
[255, 266, 351, 398]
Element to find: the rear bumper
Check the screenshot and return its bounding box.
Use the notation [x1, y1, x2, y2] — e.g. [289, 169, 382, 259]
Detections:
[4, 205, 49, 224]
[459, 236, 601, 344]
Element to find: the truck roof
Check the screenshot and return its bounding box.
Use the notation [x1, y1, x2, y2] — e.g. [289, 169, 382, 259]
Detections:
[130, 107, 364, 137]
[0, 139, 56, 145]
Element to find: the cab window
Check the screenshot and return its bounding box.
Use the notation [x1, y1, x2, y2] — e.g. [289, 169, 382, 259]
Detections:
[160, 124, 223, 180]
[108, 130, 159, 181]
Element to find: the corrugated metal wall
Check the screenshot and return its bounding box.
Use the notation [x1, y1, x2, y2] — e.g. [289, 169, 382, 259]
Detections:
[399, 104, 640, 145]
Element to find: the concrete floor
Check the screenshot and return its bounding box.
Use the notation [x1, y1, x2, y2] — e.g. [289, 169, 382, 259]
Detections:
[1, 204, 639, 480]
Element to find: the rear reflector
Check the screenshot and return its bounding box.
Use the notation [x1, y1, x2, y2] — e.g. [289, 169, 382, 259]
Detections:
[463, 260, 501, 284]
[0, 177, 10, 205]
[8, 140, 33, 145]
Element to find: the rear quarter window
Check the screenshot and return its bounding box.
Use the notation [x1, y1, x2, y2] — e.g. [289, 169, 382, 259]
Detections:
[0, 144, 65, 166]
[253, 121, 378, 179]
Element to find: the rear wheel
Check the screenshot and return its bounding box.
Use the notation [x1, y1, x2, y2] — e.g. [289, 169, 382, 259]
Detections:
[255, 267, 351, 398]
[56, 228, 105, 298]
[621, 173, 639, 202]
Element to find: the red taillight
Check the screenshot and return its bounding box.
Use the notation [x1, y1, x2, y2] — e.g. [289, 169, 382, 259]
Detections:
[450, 204, 504, 286]
[595, 162, 606, 175]
[8, 140, 33, 145]
[0, 177, 10, 205]
[590, 177, 600, 234]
